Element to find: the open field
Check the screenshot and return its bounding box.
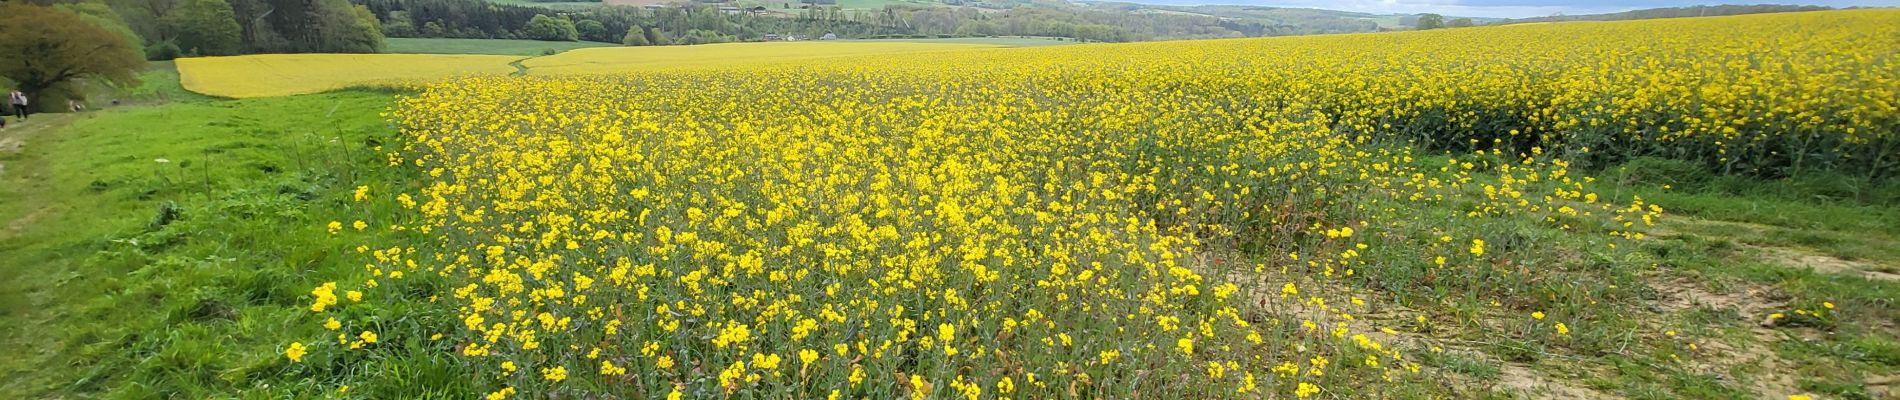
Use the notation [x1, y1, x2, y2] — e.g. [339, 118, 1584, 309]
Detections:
[175, 41, 1049, 98]
[384, 38, 619, 56]
[520, 41, 1015, 74]
[4, 8, 1898, 400]
[377, 9, 1899, 399]
[176, 54, 521, 98]
[847, 36, 1079, 47]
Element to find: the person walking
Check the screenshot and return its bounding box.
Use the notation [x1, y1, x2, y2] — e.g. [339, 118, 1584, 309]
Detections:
[8, 90, 27, 121]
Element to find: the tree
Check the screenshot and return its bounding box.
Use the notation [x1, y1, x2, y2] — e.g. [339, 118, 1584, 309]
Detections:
[622, 26, 652, 46]
[1416, 13, 1445, 30]
[382, 10, 417, 37]
[54, 2, 144, 49]
[0, 3, 144, 111]
[1448, 18, 1474, 28]
[163, 0, 244, 55]
[342, 4, 388, 52]
[522, 14, 578, 41]
[576, 19, 608, 42]
[422, 21, 447, 37]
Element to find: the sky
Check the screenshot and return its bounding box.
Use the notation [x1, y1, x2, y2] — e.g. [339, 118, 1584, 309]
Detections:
[1117, 0, 1900, 18]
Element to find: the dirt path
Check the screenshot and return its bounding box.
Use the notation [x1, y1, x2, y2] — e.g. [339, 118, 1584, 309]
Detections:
[0, 113, 80, 239]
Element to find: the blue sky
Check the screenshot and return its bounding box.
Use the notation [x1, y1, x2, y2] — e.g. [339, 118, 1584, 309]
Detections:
[1120, 0, 1900, 18]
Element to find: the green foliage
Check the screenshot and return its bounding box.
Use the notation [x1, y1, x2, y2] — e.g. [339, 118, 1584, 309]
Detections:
[382, 38, 613, 56]
[1449, 18, 1475, 28]
[621, 26, 651, 46]
[52, 2, 143, 48]
[303, 0, 386, 53]
[382, 10, 418, 36]
[0, 3, 145, 107]
[522, 14, 578, 41]
[1417, 13, 1446, 29]
[574, 19, 608, 42]
[162, 0, 245, 56]
[145, 41, 183, 61]
[677, 28, 734, 45]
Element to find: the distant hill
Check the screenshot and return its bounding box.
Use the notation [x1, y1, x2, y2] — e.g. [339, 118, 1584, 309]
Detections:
[1500, 4, 1833, 24]
[1083, 2, 1500, 34]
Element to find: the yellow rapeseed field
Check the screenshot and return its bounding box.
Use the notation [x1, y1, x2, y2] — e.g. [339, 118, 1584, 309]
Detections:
[522, 41, 1013, 75]
[297, 9, 1896, 399]
[176, 54, 520, 98]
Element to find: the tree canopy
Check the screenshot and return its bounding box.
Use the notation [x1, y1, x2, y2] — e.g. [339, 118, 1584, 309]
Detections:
[522, 14, 578, 41]
[164, 0, 245, 55]
[0, 3, 146, 108]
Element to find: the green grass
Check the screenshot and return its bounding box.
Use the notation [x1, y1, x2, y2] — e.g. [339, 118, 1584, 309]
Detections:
[0, 89, 463, 398]
[120, 61, 222, 103]
[384, 37, 619, 56]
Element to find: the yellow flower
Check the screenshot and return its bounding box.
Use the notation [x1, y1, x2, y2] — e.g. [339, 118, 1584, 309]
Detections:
[1531, 311, 1545, 320]
[799, 349, 819, 367]
[324, 317, 341, 330]
[600, 360, 626, 376]
[1296, 382, 1321, 398]
[1177, 337, 1194, 355]
[1555, 323, 1570, 335]
[285, 342, 307, 362]
[485, 387, 516, 400]
[542, 366, 568, 382]
[359, 331, 378, 344]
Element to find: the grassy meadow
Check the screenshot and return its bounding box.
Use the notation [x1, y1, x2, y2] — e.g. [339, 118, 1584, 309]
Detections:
[3, 9, 1898, 400]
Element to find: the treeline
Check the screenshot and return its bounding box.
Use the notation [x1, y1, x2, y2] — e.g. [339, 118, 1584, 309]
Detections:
[873, 5, 1256, 42]
[1503, 5, 1831, 24]
[357, 0, 905, 44]
[355, 0, 1293, 45]
[78, 0, 387, 58]
[1091, 4, 1383, 36]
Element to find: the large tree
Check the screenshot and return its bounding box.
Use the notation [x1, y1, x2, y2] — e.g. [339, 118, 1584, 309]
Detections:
[522, 14, 578, 42]
[163, 0, 245, 55]
[622, 26, 652, 46]
[53, 2, 144, 49]
[0, 3, 145, 109]
[575, 19, 608, 42]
